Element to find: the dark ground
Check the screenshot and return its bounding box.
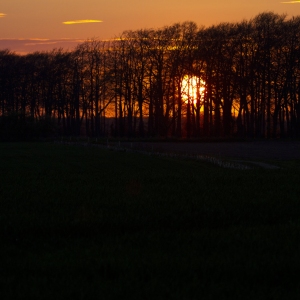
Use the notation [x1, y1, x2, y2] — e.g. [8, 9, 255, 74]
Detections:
[1, 142, 300, 299]
[124, 140, 300, 160]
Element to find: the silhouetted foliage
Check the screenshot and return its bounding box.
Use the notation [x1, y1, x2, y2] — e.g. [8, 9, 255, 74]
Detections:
[1, 12, 300, 139]
[0, 113, 57, 141]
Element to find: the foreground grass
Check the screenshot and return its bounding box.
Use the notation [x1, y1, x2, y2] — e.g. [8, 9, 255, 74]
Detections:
[0, 142, 300, 299]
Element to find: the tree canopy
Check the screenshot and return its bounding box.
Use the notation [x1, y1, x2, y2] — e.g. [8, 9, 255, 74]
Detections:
[1, 12, 300, 139]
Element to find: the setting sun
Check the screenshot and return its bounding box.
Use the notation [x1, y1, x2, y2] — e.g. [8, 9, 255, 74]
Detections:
[182, 75, 205, 106]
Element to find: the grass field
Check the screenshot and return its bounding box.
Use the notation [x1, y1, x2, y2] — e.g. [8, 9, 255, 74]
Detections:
[1, 142, 300, 299]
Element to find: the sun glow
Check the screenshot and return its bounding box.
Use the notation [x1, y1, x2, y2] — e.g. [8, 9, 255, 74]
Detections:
[182, 75, 205, 106]
[63, 20, 103, 25]
[0, 13, 6, 18]
[281, 1, 300, 3]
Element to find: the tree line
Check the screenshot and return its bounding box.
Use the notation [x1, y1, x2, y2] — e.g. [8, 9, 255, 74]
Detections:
[1, 12, 300, 139]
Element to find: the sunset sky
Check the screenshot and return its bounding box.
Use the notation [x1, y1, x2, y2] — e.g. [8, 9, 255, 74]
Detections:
[1, 0, 300, 54]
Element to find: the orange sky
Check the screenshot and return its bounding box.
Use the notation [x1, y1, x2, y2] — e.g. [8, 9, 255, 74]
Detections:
[1, 0, 300, 53]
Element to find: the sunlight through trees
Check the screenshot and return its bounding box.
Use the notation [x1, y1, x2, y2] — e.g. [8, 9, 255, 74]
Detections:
[1, 12, 300, 139]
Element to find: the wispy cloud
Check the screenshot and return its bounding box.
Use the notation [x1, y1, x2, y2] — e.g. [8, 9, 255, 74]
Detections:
[0, 13, 6, 18]
[281, 1, 300, 3]
[25, 41, 61, 46]
[63, 20, 103, 25]
[28, 38, 50, 41]
[0, 38, 86, 54]
[24, 38, 86, 46]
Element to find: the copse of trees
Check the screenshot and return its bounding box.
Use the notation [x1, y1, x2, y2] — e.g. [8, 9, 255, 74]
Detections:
[1, 12, 300, 140]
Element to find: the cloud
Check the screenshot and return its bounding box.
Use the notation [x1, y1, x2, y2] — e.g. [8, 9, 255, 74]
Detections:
[29, 38, 50, 41]
[24, 38, 86, 46]
[25, 41, 61, 46]
[0, 13, 6, 17]
[63, 20, 103, 25]
[0, 38, 86, 54]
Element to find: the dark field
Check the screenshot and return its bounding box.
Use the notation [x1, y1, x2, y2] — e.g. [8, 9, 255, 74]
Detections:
[123, 140, 300, 160]
[1, 142, 300, 299]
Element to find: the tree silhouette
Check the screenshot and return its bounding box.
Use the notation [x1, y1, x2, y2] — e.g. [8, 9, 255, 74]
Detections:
[1, 12, 300, 139]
